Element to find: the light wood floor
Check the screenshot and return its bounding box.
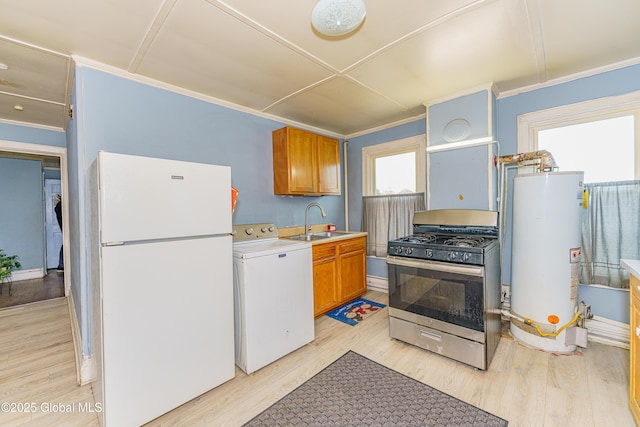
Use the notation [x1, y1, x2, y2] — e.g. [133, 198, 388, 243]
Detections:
[0, 297, 97, 426]
[0, 291, 635, 426]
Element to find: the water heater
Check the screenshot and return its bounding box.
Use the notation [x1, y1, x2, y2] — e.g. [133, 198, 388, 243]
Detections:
[510, 171, 584, 352]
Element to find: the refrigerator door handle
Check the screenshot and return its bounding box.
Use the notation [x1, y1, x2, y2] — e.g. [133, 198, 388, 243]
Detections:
[104, 241, 125, 246]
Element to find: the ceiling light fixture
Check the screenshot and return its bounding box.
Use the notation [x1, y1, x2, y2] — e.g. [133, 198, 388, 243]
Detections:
[14, 105, 24, 111]
[0, 63, 8, 70]
[311, 0, 366, 36]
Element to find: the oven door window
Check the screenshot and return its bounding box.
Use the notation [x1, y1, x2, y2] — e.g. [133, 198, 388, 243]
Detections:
[389, 262, 484, 332]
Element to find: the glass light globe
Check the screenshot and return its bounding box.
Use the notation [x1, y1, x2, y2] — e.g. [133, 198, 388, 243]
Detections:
[311, 0, 366, 36]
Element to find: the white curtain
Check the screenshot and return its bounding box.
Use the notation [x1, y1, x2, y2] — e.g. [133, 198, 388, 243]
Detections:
[361, 193, 426, 257]
[580, 180, 640, 288]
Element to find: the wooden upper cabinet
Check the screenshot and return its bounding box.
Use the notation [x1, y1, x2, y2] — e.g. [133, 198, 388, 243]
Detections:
[273, 126, 341, 196]
[316, 134, 340, 194]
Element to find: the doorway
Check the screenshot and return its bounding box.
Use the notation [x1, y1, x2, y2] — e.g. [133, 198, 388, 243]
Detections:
[45, 178, 63, 270]
[0, 140, 69, 307]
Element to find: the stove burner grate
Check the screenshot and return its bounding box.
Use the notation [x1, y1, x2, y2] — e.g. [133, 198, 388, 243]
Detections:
[403, 234, 437, 244]
[442, 236, 487, 248]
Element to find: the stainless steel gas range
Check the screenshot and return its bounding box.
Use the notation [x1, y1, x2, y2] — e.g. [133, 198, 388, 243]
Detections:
[386, 209, 501, 370]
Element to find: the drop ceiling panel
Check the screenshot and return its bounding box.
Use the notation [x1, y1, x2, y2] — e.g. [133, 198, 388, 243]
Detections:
[0, 94, 66, 129]
[538, 0, 640, 79]
[266, 77, 419, 135]
[1, 0, 640, 134]
[0, 39, 70, 102]
[219, 0, 480, 70]
[0, 0, 166, 70]
[137, 0, 334, 111]
[348, 0, 539, 106]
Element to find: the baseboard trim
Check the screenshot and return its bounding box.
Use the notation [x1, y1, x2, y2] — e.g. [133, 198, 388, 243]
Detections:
[586, 315, 630, 349]
[10, 268, 45, 282]
[366, 275, 388, 293]
[67, 293, 96, 385]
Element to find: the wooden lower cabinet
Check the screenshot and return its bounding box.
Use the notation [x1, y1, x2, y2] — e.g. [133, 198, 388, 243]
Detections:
[631, 274, 640, 425]
[312, 236, 366, 317]
[312, 244, 339, 316]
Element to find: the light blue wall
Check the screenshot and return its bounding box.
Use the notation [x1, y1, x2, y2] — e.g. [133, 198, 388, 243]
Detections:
[66, 69, 85, 353]
[427, 88, 497, 210]
[0, 122, 66, 147]
[77, 67, 345, 228]
[0, 157, 44, 271]
[72, 66, 346, 356]
[428, 90, 489, 145]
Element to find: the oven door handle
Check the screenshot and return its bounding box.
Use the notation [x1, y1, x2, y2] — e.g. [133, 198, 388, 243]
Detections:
[386, 256, 484, 277]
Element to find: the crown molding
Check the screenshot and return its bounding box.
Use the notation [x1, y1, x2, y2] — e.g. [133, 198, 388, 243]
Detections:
[499, 57, 640, 99]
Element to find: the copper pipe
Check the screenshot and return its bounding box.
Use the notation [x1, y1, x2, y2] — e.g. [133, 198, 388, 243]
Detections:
[498, 150, 557, 172]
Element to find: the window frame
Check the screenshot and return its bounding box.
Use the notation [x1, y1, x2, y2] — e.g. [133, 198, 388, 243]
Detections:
[517, 91, 640, 179]
[361, 135, 426, 196]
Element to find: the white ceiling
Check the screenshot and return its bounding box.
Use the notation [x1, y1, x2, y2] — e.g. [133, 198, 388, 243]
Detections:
[1, 0, 639, 136]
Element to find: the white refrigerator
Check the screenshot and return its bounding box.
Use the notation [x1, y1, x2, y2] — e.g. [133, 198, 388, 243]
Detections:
[89, 151, 235, 426]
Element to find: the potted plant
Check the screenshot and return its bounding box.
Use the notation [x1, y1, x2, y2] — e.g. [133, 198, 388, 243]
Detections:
[0, 249, 21, 296]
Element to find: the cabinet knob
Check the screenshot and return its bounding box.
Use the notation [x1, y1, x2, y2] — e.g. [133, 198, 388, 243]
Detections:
[636, 327, 640, 338]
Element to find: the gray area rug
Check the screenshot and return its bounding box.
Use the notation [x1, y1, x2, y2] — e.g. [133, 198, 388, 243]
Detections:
[244, 351, 508, 426]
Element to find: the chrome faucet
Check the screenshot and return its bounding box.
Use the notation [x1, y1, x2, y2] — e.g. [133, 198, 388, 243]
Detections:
[305, 203, 326, 235]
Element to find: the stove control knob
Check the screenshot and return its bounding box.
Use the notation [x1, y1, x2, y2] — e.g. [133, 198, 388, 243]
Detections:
[245, 227, 254, 235]
[268, 226, 275, 232]
[425, 249, 433, 258]
[449, 252, 457, 260]
[261, 227, 268, 233]
[407, 247, 413, 255]
[395, 247, 402, 254]
[462, 253, 470, 262]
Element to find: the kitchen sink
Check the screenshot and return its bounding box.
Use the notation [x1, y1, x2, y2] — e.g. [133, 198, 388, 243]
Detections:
[287, 231, 353, 241]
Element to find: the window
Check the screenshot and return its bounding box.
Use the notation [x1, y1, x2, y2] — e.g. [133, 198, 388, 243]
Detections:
[362, 135, 426, 196]
[538, 115, 636, 183]
[361, 136, 426, 257]
[518, 91, 640, 179]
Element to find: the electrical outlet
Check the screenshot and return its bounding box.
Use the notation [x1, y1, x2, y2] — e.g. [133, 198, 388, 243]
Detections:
[501, 285, 511, 303]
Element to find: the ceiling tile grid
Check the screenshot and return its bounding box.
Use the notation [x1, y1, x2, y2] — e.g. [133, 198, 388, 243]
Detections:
[0, 0, 638, 133]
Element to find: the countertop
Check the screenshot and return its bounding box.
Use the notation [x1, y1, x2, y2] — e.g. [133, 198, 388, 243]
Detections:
[622, 259, 640, 278]
[280, 230, 368, 245]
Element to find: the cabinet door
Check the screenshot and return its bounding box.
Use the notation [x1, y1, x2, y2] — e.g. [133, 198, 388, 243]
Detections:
[338, 238, 366, 302]
[313, 243, 338, 317]
[316, 135, 340, 195]
[313, 257, 338, 316]
[288, 128, 317, 193]
[631, 276, 640, 425]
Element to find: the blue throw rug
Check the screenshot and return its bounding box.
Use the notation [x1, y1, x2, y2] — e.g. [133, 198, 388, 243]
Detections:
[326, 298, 386, 326]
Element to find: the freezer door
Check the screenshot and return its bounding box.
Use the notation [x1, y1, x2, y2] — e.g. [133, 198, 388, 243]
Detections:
[99, 236, 234, 427]
[98, 152, 231, 243]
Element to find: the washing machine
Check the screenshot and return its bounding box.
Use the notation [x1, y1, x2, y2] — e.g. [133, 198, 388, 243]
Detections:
[232, 223, 314, 374]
